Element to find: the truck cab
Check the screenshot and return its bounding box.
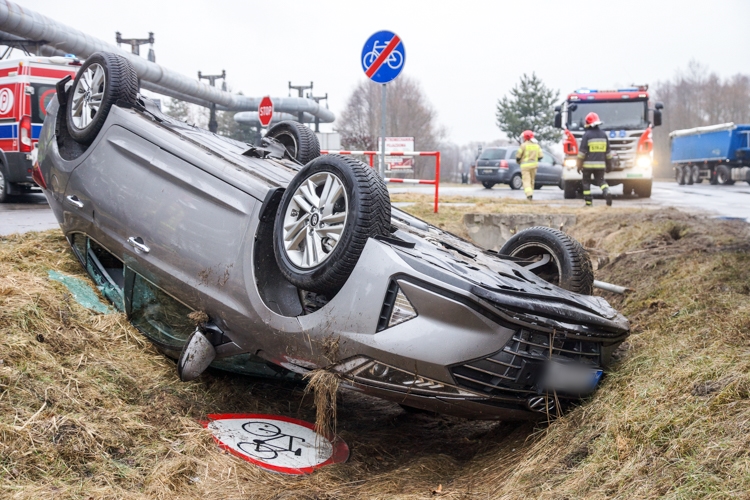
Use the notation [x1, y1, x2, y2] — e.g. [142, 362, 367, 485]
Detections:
[553, 86, 663, 199]
[0, 55, 79, 202]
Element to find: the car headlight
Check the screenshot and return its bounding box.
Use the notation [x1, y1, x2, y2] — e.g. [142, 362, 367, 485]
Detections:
[564, 158, 578, 168]
[636, 156, 651, 169]
[376, 282, 417, 331]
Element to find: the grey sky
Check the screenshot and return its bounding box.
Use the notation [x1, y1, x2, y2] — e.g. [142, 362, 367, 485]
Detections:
[21, 0, 750, 145]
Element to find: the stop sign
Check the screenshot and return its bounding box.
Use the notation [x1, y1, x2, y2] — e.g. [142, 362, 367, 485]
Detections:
[258, 96, 274, 127]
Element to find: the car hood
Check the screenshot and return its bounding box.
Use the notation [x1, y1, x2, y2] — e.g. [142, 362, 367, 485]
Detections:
[386, 209, 629, 338]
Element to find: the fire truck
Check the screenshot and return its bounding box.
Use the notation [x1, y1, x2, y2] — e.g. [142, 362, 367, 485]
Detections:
[553, 86, 663, 199]
[0, 55, 80, 202]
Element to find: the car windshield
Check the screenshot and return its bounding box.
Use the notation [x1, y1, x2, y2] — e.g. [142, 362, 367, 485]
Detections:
[479, 148, 506, 160]
[567, 100, 648, 131]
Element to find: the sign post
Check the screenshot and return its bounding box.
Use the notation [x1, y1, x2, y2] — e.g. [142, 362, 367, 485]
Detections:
[258, 95, 274, 128]
[361, 30, 405, 177]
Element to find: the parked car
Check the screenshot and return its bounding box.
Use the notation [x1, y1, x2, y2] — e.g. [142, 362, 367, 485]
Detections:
[475, 146, 562, 190]
[35, 53, 629, 420]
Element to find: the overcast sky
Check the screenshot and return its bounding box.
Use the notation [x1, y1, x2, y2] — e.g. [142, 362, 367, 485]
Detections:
[19, 0, 750, 145]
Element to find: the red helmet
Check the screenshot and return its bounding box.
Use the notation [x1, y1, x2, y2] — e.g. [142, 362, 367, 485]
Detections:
[585, 112, 602, 127]
[522, 130, 534, 141]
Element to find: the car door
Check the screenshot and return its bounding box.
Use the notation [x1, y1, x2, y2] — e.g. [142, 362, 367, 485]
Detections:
[64, 124, 259, 315]
[535, 151, 553, 183]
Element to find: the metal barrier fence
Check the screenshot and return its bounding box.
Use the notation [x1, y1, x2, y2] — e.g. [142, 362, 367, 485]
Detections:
[320, 150, 441, 213]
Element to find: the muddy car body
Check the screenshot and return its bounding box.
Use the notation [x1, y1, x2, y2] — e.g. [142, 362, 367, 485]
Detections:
[36, 53, 629, 420]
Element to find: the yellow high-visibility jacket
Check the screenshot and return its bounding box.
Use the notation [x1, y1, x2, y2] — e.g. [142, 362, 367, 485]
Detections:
[516, 140, 542, 169]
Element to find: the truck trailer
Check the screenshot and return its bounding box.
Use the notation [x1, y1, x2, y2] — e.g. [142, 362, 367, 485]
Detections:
[553, 86, 663, 199]
[670, 123, 750, 186]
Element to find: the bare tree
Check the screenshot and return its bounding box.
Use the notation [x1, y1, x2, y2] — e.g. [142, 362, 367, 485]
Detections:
[337, 76, 446, 178]
[652, 61, 750, 177]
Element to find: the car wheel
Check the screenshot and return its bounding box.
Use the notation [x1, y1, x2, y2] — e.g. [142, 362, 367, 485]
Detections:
[634, 180, 652, 198]
[66, 52, 139, 145]
[716, 165, 734, 185]
[273, 154, 391, 295]
[691, 165, 702, 184]
[510, 174, 523, 190]
[499, 226, 593, 295]
[686, 166, 694, 185]
[0, 167, 8, 203]
[563, 180, 578, 199]
[482, 181, 495, 189]
[264, 120, 320, 164]
[534, 184, 542, 190]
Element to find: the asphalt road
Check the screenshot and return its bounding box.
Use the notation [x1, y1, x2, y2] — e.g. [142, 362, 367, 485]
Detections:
[1, 181, 748, 236]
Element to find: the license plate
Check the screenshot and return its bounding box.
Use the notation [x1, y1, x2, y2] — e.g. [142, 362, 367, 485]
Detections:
[626, 173, 643, 178]
[541, 361, 603, 394]
[481, 169, 493, 175]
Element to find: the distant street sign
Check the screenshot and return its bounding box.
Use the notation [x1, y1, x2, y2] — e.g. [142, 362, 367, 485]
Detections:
[361, 30, 405, 84]
[258, 96, 273, 127]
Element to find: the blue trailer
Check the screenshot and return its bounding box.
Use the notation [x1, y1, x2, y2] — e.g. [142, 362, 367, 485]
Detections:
[670, 123, 750, 185]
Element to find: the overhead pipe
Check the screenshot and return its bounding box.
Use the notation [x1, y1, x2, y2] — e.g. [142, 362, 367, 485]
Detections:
[0, 1, 335, 122]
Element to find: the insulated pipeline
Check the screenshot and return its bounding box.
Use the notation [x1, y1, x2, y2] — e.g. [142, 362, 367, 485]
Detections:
[0, 1, 335, 122]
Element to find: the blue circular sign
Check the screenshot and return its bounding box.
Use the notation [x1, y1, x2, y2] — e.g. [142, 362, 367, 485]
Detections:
[361, 30, 405, 84]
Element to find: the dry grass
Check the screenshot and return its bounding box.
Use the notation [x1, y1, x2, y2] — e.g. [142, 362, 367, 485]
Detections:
[1, 199, 749, 498]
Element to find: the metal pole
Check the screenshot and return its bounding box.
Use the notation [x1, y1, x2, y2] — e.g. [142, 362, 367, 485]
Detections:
[380, 84, 386, 177]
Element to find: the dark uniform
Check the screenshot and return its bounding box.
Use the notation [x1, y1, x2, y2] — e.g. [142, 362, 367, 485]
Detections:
[576, 126, 613, 206]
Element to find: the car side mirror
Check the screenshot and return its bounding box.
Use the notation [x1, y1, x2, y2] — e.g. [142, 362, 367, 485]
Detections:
[568, 103, 578, 112]
[554, 110, 562, 129]
[653, 109, 662, 127]
[655, 101, 664, 110]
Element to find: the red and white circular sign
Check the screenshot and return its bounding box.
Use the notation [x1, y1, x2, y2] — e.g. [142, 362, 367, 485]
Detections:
[0, 88, 14, 115]
[204, 414, 349, 475]
[258, 96, 273, 127]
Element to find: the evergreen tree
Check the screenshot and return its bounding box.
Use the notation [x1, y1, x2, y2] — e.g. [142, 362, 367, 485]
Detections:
[496, 73, 561, 145]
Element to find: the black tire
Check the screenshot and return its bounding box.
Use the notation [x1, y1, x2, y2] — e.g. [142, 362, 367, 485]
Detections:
[534, 184, 542, 190]
[482, 181, 495, 189]
[686, 166, 694, 185]
[264, 121, 320, 164]
[621, 182, 633, 197]
[509, 174, 523, 190]
[563, 180, 578, 199]
[676, 166, 686, 185]
[710, 168, 719, 185]
[0, 166, 9, 203]
[66, 52, 138, 145]
[273, 154, 391, 295]
[691, 165, 702, 184]
[716, 165, 734, 185]
[499, 226, 593, 295]
[634, 180, 652, 198]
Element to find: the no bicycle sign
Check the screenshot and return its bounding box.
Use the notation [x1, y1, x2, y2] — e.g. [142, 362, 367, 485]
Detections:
[361, 30, 405, 84]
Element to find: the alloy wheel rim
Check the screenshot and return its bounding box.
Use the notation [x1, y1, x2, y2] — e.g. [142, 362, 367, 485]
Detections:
[70, 63, 106, 130]
[282, 171, 348, 269]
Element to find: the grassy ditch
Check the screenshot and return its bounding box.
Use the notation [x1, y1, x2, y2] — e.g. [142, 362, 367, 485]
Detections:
[1, 201, 749, 499]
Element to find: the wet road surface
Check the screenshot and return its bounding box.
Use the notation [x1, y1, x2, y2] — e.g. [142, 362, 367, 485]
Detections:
[0, 192, 59, 235]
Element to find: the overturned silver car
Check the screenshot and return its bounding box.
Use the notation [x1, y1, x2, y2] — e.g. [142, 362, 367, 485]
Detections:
[35, 52, 629, 420]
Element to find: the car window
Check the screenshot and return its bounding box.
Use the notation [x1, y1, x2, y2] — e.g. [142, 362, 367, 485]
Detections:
[478, 148, 507, 160]
[86, 238, 125, 311]
[508, 147, 519, 159]
[130, 273, 195, 350]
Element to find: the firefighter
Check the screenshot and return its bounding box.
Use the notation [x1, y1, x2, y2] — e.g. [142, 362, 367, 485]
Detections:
[516, 129, 543, 201]
[577, 112, 613, 207]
